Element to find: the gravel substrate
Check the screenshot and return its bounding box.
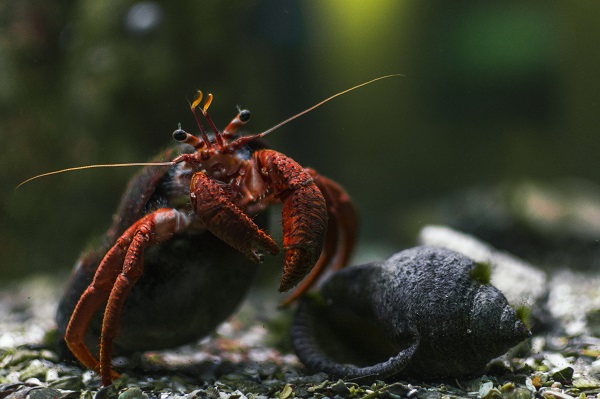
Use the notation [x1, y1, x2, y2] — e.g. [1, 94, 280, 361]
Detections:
[3, 265, 600, 399]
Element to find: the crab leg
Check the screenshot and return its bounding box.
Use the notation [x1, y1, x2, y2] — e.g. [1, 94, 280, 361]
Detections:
[253, 150, 329, 292]
[65, 208, 191, 386]
[64, 243, 127, 379]
[281, 170, 358, 305]
[309, 170, 358, 271]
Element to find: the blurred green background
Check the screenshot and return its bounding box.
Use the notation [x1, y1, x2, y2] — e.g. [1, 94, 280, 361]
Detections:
[2, 1, 600, 282]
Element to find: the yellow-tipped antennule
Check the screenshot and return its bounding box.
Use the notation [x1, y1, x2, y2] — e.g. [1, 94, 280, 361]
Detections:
[191, 90, 203, 110]
[202, 93, 213, 113]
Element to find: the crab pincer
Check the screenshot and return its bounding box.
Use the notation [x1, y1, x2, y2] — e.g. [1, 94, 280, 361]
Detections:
[190, 171, 279, 262]
[255, 150, 329, 292]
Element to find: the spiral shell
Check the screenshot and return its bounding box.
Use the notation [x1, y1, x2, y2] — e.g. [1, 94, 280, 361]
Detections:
[291, 246, 531, 380]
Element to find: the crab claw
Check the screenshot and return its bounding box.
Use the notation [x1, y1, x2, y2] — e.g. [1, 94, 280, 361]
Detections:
[278, 183, 328, 291]
[254, 150, 328, 292]
[279, 169, 358, 306]
[191, 172, 279, 260]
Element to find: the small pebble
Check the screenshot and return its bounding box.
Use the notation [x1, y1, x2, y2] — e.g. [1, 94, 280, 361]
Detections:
[95, 385, 118, 399]
[330, 380, 350, 395]
[118, 387, 148, 399]
[552, 367, 575, 383]
[48, 376, 84, 391]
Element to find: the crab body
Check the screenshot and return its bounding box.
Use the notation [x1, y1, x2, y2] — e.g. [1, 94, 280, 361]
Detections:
[55, 92, 357, 386]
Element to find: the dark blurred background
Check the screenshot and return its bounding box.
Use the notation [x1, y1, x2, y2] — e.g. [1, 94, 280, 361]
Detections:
[2, 1, 600, 282]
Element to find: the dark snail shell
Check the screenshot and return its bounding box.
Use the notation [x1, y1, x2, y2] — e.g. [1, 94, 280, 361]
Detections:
[291, 246, 531, 380]
[55, 146, 270, 358]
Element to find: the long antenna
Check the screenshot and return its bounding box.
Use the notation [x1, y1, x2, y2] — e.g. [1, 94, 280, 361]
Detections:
[257, 74, 403, 138]
[228, 73, 403, 149]
[16, 162, 172, 189]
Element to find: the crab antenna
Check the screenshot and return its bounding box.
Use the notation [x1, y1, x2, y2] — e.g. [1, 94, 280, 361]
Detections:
[259, 74, 403, 138]
[16, 162, 173, 189]
[229, 74, 403, 150]
[191, 90, 212, 149]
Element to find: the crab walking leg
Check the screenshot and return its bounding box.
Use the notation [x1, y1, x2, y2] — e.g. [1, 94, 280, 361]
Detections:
[308, 169, 358, 270]
[190, 172, 279, 262]
[66, 208, 191, 386]
[98, 229, 148, 385]
[99, 208, 191, 385]
[254, 150, 329, 292]
[64, 242, 129, 377]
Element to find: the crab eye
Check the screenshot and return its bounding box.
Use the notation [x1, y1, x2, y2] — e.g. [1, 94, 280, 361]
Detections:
[239, 109, 251, 122]
[173, 128, 187, 142]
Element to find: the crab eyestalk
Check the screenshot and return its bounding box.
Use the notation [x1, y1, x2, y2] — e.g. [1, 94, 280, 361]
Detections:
[223, 109, 252, 139]
[172, 124, 205, 150]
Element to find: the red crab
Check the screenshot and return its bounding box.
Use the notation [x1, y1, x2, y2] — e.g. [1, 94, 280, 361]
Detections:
[55, 89, 358, 386]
